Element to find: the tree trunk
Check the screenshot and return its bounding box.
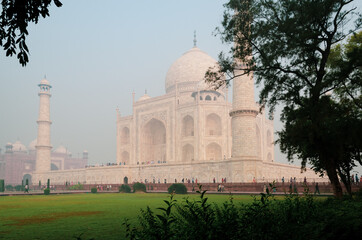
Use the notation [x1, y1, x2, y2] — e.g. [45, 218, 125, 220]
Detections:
[325, 162, 343, 199]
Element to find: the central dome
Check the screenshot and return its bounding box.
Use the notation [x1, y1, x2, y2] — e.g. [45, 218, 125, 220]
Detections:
[165, 47, 217, 93]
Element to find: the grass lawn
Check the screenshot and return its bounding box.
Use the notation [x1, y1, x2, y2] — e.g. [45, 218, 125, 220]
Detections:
[0, 193, 257, 240]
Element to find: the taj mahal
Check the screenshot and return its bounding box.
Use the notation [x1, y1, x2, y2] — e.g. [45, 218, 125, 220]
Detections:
[31, 39, 320, 185]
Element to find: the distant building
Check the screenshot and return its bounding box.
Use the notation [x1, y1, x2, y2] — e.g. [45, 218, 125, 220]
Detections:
[0, 140, 88, 185]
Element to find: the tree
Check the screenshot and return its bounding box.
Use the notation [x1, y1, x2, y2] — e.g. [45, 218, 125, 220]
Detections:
[0, 0, 62, 66]
[206, 0, 362, 198]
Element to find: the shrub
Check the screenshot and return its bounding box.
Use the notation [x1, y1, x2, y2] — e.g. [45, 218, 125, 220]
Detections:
[119, 184, 131, 193]
[91, 187, 97, 193]
[44, 188, 50, 195]
[168, 183, 187, 194]
[68, 183, 84, 190]
[5, 184, 13, 191]
[0, 180, 4, 192]
[14, 185, 24, 191]
[133, 182, 146, 193]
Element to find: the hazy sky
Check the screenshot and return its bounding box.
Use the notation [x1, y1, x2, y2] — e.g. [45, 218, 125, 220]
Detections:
[0, 1, 361, 173]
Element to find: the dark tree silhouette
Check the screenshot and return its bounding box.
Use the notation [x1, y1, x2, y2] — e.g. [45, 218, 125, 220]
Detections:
[0, 0, 62, 66]
[206, 0, 362, 198]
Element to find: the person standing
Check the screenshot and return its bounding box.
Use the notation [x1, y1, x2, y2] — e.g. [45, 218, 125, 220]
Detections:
[314, 183, 320, 195]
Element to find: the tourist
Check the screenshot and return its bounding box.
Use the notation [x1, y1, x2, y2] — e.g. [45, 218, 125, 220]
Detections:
[224, 178, 227, 183]
[351, 174, 355, 183]
[282, 177, 285, 184]
[304, 177, 307, 184]
[24, 184, 29, 193]
[192, 178, 194, 184]
[355, 174, 359, 183]
[253, 177, 256, 183]
[182, 178, 184, 183]
[175, 179, 177, 183]
[213, 177, 216, 183]
[360, 176, 362, 183]
[314, 183, 320, 195]
[222, 178, 224, 183]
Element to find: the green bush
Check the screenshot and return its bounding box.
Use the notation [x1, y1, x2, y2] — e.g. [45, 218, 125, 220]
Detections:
[119, 184, 131, 193]
[44, 188, 50, 195]
[91, 187, 97, 193]
[5, 184, 13, 191]
[133, 182, 146, 193]
[168, 183, 187, 194]
[14, 185, 24, 191]
[68, 183, 84, 190]
[0, 179, 4, 192]
[124, 185, 362, 240]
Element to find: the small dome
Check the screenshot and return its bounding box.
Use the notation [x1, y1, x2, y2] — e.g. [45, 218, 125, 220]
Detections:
[138, 94, 151, 102]
[39, 78, 50, 85]
[28, 139, 37, 151]
[165, 47, 217, 93]
[54, 145, 68, 154]
[12, 141, 28, 152]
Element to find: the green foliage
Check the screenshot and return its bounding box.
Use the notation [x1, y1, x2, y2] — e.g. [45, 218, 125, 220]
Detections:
[5, 184, 13, 191]
[124, 187, 362, 240]
[0, 179, 4, 192]
[0, 0, 62, 66]
[68, 183, 84, 190]
[44, 188, 50, 195]
[91, 188, 97, 193]
[208, 0, 362, 198]
[119, 184, 131, 193]
[14, 185, 24, 191]
[133, 182, 146, 193]
[168, 183, 187, 194]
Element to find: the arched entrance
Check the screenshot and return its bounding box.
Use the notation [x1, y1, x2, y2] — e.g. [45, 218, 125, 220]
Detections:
[206, 142, 222, 160]
[141, 118, 166, 163]
[182, 144, 194, 162]
[23, 174, 32, 185]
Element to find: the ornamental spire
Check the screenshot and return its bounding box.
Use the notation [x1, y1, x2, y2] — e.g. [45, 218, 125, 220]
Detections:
[193, 30, 197, 47]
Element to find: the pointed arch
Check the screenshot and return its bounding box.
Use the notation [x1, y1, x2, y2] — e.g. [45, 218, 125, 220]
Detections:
[182, 115, 194, 137]
[256, 124, 261, 158]
[121, 127, 130, 144]
[182, 144, 194, 162]
[141, 118, 166, 163]
[206, 113, 222, 136]
[121, 151, 130, 164]
[267, 130, 272, 147]
[206, 142, 222, 160]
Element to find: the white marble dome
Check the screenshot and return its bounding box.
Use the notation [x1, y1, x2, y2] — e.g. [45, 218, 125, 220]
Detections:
[54, 145, 68, 154]
[28, 139, 37, 151]
[138, 93, 151, 102]
[12, 140, 28, 152]
[165, 47, 217, 93]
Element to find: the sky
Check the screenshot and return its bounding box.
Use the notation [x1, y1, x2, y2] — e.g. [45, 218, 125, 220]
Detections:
[0, 0, 361, 173]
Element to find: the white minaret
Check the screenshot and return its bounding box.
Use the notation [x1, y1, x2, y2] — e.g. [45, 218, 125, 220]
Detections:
[230, 61, 259, 159]
[35, 78, 52, 173]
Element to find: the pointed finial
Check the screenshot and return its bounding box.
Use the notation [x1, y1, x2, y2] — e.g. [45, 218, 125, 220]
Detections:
[44, 74, 47, 79]
[145, 89, 147, 94]
[193, 30, 197, 47]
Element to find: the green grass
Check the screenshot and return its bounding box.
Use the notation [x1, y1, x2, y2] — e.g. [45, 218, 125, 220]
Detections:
[0, 193, 255, 240]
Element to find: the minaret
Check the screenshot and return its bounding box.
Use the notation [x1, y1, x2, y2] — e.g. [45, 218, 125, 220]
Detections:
[230, 60, 259, 159]
[35, 78, 52, 173]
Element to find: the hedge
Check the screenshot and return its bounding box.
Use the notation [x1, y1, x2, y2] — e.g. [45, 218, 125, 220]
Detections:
[133, 182, 146, 193]
[168, 183, 187, 194]
[119, 184, 131, 193]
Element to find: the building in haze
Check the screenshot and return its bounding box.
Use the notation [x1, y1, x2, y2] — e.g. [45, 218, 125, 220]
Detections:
[31, 40, 321, 185]
[0, 140, 88, 185]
